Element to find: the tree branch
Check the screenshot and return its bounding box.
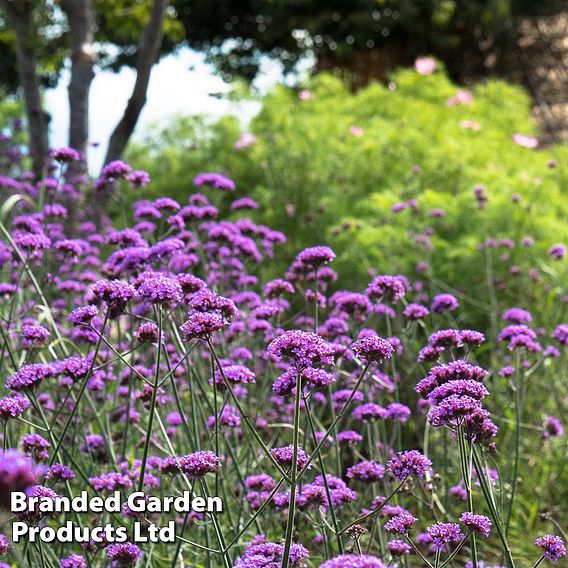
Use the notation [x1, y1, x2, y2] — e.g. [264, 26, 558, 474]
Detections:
[103, 0, 169, 167]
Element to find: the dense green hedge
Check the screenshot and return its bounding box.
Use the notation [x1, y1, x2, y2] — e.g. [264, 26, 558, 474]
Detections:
[127, 63, 568, 324]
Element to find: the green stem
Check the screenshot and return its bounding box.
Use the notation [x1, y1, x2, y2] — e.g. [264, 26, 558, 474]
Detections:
[281, 373, 303, 568]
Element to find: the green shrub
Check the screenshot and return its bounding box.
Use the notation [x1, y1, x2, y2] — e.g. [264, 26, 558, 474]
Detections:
[127, 63, 568, 325]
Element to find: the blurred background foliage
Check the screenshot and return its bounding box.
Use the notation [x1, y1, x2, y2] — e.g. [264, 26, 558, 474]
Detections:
[127, 64, 568, 327]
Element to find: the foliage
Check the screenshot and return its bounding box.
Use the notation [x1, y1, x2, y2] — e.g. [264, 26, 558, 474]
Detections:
[171, 0, 565, 81]
[127, 63, 568, 326]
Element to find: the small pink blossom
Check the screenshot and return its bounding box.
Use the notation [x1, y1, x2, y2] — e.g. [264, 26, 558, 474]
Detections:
[349, 126, 364, 137]
[512, 133, 538, 148]
[414, 57, 436, 76]
[234, 132, 257, 150]
[298, 90, 313, 101]
[460, 120, 481, 131]
[447, 90, 473, 106]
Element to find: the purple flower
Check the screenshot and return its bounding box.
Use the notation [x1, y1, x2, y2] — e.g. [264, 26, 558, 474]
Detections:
[543, 416, 564, 439]
[384, 514, 418, 534]
[386, 403, 411, 423]
[268, 330, 335, 368]
[21, 433, 51, 461]
[337, 430, 364, 445]
[353, 335, 394, 363]
[211, 364, 255, 388]
[366, 275, 406, 303]
[534, 534, 566, 563]
[101, 160, 132, 180]
[126, 170, 150, 187]
[346, 460, 385, 482]
[67, 305, 99, 326]
[352, 403, 387, 422]
[427, 522, 463, 549]
[548, 244, 566, 260]
[89, 472, 133, 492]
[106, 542, 142, 566]
[0, 534, 9, 555]
[388, 539, 411, 555]
[296, 245, 336, 267]
[134, 321, 159, 343]
[193, 172, 236, 191]
[231, 197, 258, 211]
[404, 303, 430, 320]
[270, 445, 311, 470]
[180, 312, 228, 340]
[177, 451, 220, 477]
[17, 485, 60, 522]
[135, 272, 182, 305]
[50, 147, 81, 162]
[431, 293, 459, 313]
[503, 308, 532, 324]
[59, 554, 86, 568]
[235, 541, 309, 567]
[6, 363, 58, 391]
[46, 464, 76, 482]
[0, 395, 30, 422]
[264, 278, 295, 297]
[552, 324, 568, 346]
[320, 554, 387, 568]
[387, 450, 432, 479]
[459, 512, 492, 537]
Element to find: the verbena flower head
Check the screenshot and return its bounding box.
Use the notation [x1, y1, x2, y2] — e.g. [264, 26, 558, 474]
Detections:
[543, 416, 564, 439]
[431, 293, 459, 313]
[59, 554, 86, 568]
[459, 512, 492, 537]
[346, 460, 386, 482]
[534, 534, 566, 563]
[67, 305, 99, 326]
[296, 245, 336, 267]
[552, 324, 568, 346]
[0, 395, 30, 422]
[0, 450, 37, 506]
[180, 312, 228, 340]
[270, 446, 311, 470]
[366, 275, 406, 303]
[105, 542, 142, 566]
[503, 308, 532, 324]
[135, 272, 182, 305]
[384, 514, 418, 535]
[193, 172, 236, 191]
[235, 541, 309, 567]
[548, 244, 566, 260]
[50, 147, 81, 162]
[427, 522, 463, 549]
[404, 303, 430, 320]
[177, 451, 220, 477]
[387, 450, 432, 479]
[388, 539, 411, 556]
[320, 554, 387, 568]
[6, 363, 58, 391]
[267, 330, 334, 368]
[353, 336, 394, 363]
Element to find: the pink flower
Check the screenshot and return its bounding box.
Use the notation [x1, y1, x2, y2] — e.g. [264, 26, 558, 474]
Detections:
[414, 57, 436, 76]
[447, 90, 473, 106]
[349, 126, 364, 137]
[234, 132, 257, 150]
[512, 133, 538, 148]
[460, 120, 481, 131]
[298, 90, 313, 101]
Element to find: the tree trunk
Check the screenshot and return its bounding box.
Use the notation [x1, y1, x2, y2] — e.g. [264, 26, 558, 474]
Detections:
[103, 0, 169, 167]
[61, 0, 94, 177]
[2, 0, 49, 179]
